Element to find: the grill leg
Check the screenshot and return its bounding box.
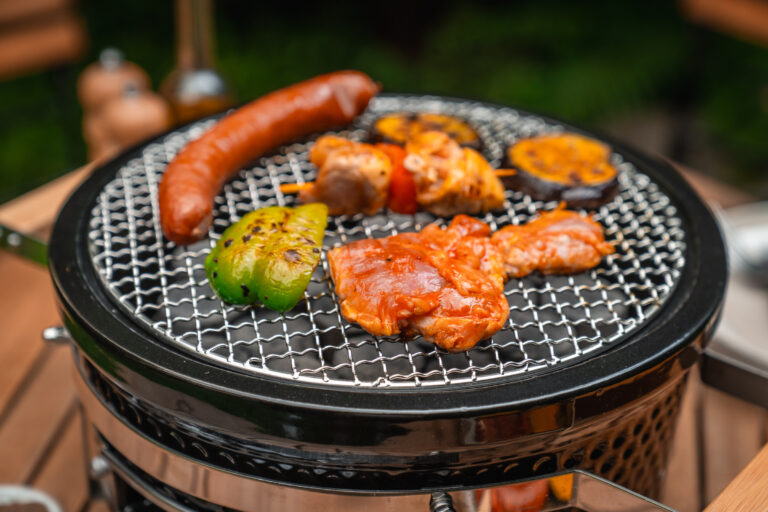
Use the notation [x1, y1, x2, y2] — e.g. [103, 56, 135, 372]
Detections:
[78, 402, 117, 511]
[429, 491, 456, 512]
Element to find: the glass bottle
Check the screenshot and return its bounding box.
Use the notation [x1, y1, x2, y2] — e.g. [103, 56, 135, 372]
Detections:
[160, 0, 233, 124]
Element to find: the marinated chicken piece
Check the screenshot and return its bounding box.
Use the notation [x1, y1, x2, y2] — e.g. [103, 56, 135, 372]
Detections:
[299, 136, 391, 215]
[328, 217, 509, 352]
[410, 215, 507, 288]
[492, 206, 615, 278]
[328, 208, 614, 352]
[404, 131, 505, 217]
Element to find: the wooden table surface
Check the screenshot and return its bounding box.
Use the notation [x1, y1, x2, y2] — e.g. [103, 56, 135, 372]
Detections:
[0, 164, 764, 512]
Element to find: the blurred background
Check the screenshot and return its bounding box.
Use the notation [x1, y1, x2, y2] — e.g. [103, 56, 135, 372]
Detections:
[1, 0, 768, 204]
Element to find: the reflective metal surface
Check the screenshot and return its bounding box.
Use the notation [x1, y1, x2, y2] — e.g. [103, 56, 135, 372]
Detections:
[568, 471, 675, 511]
[75, 366, 459, 511]
[41, 326, 71, 344]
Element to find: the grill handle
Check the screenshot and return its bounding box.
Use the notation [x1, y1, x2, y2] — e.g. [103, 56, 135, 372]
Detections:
[0, 224, 47, 266]
[428, 471, 675, 511]
[42, 326, 71, 344]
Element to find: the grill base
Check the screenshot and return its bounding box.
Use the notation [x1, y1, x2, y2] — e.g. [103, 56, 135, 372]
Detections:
[83, 382, 684, 512]
[98, 444, 448, 512]
[74, 344, 690, 508]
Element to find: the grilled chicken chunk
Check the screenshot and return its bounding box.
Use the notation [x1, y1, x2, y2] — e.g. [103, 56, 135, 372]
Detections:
[328, 216, 509, 352]
[300, 136, 392, 215]
[328, 208, 614, 352]
[492, 207, 615, 278]
[404, 131, 505, 217]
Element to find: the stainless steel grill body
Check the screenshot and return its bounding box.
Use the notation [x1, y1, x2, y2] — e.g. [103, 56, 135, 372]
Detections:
[88, 95, 685, 388]
[74, 359, 678, 511]
[49, 94, 726, 502]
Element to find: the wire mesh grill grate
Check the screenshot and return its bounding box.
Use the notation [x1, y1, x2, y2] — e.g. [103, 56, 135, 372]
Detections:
[87, 95, 686, 388]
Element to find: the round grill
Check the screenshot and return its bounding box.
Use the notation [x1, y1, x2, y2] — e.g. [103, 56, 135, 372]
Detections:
[86, 95, 686, 388]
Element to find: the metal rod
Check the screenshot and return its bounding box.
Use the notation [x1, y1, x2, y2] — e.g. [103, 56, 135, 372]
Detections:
[429, 491, 455, 512]
[701, 347, 768, 409]
[0, 223, 47, 265]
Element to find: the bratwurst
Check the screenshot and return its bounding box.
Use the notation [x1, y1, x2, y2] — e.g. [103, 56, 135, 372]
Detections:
[159, 71, 379, 245]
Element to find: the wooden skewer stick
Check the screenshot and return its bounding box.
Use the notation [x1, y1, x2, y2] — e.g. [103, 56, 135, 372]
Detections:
[279, 182, 314, 194]
[279, 169, 516, 194]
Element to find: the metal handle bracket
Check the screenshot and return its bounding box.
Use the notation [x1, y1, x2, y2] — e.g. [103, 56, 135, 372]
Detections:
[0, 224, 47, 266]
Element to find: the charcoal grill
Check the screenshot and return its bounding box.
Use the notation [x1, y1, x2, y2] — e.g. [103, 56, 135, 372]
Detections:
[47, 94, 726, 511]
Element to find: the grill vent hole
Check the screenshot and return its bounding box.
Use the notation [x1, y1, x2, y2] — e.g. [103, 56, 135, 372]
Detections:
[600, 458, 617, 473]
[563, 453, 583, 469]
[589, 443, 607, 461]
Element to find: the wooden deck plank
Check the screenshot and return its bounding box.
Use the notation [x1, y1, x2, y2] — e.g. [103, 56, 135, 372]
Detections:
[0, 344, 78, 482]
[0, 253, 59, 415]
[0, 164, 91, 235]
[705, 442, 768, 512]
[31, 409, 89, 512]
[0, 11, 86, 80]
[701, 386, 767, 505]
[0, 0, 73, 24]
[683, 0, 768, 48]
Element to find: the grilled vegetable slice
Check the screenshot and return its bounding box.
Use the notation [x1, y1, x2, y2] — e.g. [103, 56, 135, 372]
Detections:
[376, 143, 417, 214]
[549, 474, 574, 502]
[504, 133, 619, 209]
[372, 112, 482, 149]
[205, 204, 328, 311]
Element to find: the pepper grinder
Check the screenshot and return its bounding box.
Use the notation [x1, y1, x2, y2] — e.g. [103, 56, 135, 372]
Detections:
[160, 0, 233, 124]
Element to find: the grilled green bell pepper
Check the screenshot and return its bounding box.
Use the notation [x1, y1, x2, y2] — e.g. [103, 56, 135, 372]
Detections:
[205, 203, 328, 311]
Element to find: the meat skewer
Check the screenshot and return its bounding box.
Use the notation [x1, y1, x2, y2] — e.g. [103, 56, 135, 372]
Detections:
[298, 136, 393, 216]
[328, 207, 614, 352]
[288, 132, 512, 217]
[403, 131, 506, 217]
[280, 169, 518, 194]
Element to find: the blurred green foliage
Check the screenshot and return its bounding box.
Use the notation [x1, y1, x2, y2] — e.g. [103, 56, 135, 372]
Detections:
[1, 0, 768, 203]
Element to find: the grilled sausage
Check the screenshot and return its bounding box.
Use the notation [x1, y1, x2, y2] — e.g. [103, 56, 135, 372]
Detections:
[158, 71, 379, 245]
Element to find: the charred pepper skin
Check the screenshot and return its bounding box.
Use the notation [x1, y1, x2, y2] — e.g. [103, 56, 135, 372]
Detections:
[205, 204, 328, 311]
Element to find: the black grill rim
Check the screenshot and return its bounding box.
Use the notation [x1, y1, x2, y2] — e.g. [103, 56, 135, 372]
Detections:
[49, 94, 726, 418]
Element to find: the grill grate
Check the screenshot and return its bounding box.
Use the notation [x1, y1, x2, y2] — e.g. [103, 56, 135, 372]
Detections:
[87, 95, 686, 388]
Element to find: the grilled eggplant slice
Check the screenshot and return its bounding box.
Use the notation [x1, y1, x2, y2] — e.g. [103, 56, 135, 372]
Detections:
[372, 112, 482, 149]
[504, 133, 619, 209]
